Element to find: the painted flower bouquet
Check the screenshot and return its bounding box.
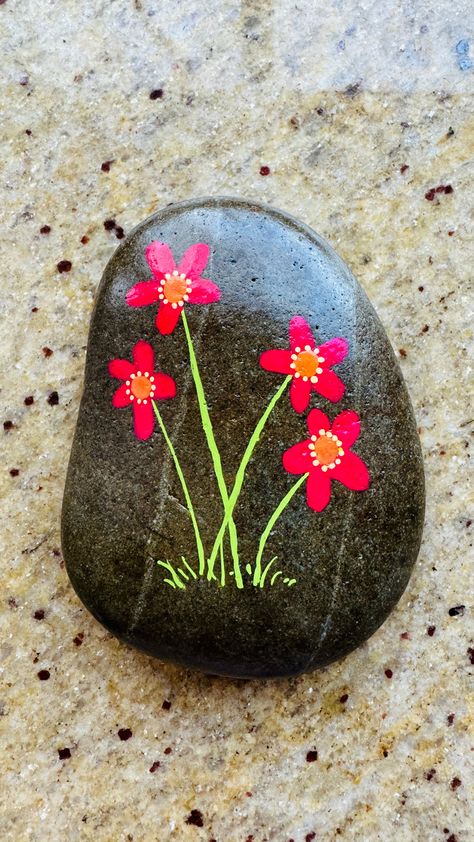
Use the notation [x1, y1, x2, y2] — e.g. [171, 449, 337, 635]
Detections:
[108, 242, 369, 590]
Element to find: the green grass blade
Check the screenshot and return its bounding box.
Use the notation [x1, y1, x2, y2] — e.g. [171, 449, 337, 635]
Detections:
[157, 559, 186, 590]
[207, 376, 291, 580]
[259, 556, 278, 588]
[253, 473, 308, 586]
[153, 402, 206, 575]
[181, 310, 243, 589]
[181, 556, 198, 580]
[219, 540, 225, 587]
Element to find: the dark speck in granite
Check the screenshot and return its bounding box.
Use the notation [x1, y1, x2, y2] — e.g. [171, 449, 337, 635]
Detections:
[185, 809, 204, 827]
[47, 391, 59, 406]
[117, 728, 132, 741]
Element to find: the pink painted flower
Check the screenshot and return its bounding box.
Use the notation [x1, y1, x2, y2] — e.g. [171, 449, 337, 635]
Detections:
[125, 242, 220, 335]
[283, 408, 370, 512]
[260, 316, 348, 413]
[108, 340, 176, 440]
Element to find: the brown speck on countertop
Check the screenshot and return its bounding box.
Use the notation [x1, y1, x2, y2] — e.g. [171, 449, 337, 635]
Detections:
[37, 669, 50, 681]
[57, 260, 72, 273]
[185, 809, 203, 827]
[42, 347, 53, 357]
[58, 747, 71, 760]
[47, 391, 59, 406]
[118, 728, 133, 741]
[448, 605, 465, 617]
[306, 750, 318, 762]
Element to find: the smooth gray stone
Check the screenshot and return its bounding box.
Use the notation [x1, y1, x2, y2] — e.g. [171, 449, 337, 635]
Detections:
[62, 197, 424, 678]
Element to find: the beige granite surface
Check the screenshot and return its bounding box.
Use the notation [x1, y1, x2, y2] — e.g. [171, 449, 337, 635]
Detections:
[1, 1, 473, 840]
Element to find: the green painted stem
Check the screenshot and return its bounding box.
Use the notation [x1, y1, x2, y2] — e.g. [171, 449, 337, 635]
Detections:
[181, 310, 243, 589]
[207, 376, 291, 580]
[152, 401, 206, 576]
[253, 472, 309, 586]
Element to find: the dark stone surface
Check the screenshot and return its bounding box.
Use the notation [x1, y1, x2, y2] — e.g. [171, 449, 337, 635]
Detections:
[61, 197, 425, 678]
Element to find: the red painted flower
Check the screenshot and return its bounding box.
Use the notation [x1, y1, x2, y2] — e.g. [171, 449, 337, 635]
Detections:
[283, 408, 370, 512]
[260, 316, 348, 413]
[125, 241, 220, 335]
[108, 340, 176, 440]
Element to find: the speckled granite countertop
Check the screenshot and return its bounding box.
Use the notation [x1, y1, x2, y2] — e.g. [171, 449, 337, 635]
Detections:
[1, 1, 473, 840]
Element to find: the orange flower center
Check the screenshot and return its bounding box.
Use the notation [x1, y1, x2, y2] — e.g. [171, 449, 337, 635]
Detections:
[131, 375, 153, 400]
[294, 350, 318, 377]
[308, 430, 344, 472]
[313, 436, 339, 466]
[125, 371, 156, 405]
[158, 271, 192, 308]
[290, 345, 325, 382]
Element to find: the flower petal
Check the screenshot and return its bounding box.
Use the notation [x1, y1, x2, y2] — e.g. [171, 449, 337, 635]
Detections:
[290, 377, 311, 413]
[307, 408, 330, 436]
[154, 372, 177, 400]
[289, 315, 315, 351]
[133, 401, 154, 441]
[314, 368, 345, 402]
[146, 242, 176, 276]
[332, 451, 370, 491]
[156, 302, 182, 335]
[332, 410, 361, 447]
[306, 471, 331, 512]
[318, 337, 349, 366]
[282, 440, 311, 475]
[260, 349, 292, 375]
[125, 281, 160, 308]
[132, 340, 154, 372]
[178, 243, 210, 279]
[187, 277, 221, 304]
[108, 358, 135, 379]
[112, 383, 130, 407]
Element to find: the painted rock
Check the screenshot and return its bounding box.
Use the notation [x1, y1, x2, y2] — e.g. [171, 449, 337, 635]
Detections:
[62, 197, 424, 678]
